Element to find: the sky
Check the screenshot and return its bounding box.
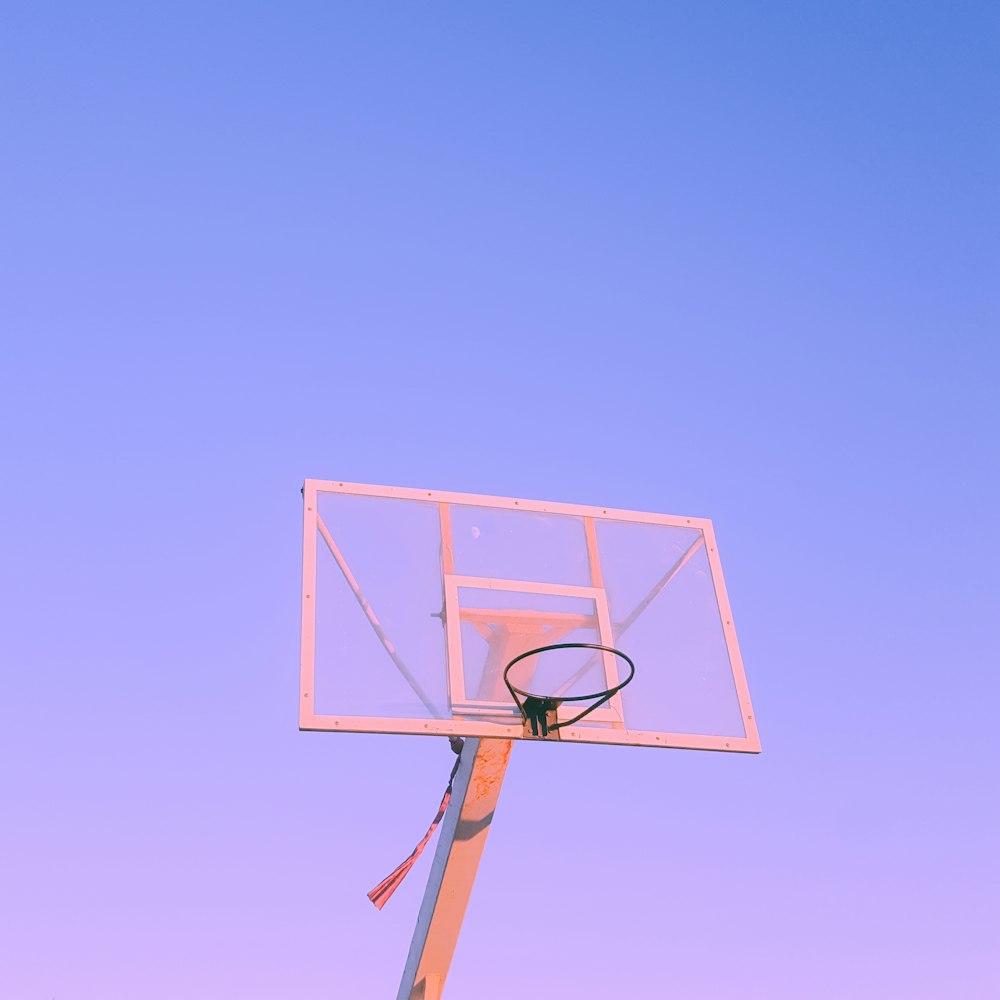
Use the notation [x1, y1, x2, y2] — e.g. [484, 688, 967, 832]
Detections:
[1, 2, 998, 998]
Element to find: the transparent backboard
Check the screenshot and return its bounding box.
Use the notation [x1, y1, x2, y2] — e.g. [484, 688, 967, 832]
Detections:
[300, 481, 760, 752]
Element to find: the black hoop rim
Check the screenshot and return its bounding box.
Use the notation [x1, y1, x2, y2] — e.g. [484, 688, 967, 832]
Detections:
[503, 642, 635, 731]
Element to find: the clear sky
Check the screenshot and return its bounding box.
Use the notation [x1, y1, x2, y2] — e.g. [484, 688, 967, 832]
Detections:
[2, 3, 997, 998]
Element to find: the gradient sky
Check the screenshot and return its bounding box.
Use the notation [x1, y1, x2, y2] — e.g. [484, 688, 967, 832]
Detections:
[2, 3, 998, 998]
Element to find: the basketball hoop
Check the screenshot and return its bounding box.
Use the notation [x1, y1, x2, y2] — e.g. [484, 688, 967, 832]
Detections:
[503, 643, 635, 738]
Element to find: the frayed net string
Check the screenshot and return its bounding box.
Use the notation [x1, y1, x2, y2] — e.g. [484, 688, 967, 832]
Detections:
[367, 739, 464, 910]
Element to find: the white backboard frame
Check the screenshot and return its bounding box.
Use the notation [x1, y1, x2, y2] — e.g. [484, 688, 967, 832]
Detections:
[299, 479, 761, 753]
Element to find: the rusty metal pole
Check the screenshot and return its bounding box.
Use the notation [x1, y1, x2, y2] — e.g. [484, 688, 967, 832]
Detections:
[396, 738, 513, 1000]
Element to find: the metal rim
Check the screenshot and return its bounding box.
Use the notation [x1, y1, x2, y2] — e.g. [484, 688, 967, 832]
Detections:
[503, 642, 635, 731]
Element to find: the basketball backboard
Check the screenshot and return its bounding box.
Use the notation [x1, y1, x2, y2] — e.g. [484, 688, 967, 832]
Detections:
[300, 480, 759, 753]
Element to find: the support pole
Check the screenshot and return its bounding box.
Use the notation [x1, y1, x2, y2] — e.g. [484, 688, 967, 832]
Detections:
[396, 738, 513, 1000]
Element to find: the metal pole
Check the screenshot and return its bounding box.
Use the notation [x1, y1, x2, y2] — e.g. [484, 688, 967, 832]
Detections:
[396, 738, 513, 1000]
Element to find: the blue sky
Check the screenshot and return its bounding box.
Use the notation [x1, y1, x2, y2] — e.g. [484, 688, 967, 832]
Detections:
[2, 3, 998, 997]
